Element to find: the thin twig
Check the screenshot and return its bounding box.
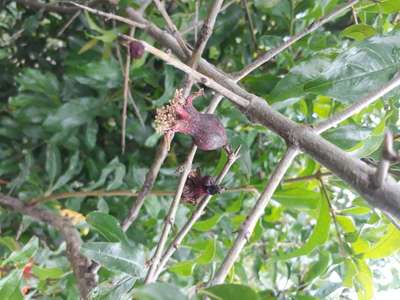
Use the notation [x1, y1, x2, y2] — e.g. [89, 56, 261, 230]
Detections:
[152, 0, 191, 56]
[28, 185, 258, 207]
[122, 137, 170, 230]
[315, 72, 400, 133]
[285, 171, 331, 183]
[194, 0, 199, 43]
[181, 0, 236, 36]
[57, 10, 81, 36]
[352, 5, 359, 24]
[70, 2, 146, 28]
[0, 194, 95, 300]
[153, 146, 241, 280]
[241, 0, 257, 50]
[319, 178, 347, 256]
[17, 0, 79, 13]
[122, 28, 134, 153]
[144, 0, 224, 283]
[209, 146, 299, 285]
[235, 0, 359, 79]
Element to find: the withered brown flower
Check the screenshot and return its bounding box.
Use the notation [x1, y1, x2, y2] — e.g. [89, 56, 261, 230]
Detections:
[182, 169, 222, 205]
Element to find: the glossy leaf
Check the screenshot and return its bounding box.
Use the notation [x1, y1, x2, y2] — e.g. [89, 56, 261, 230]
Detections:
[196, 239, 216, 265]
[193, 214, 223, 232]
[342, 24, 377, 41]
[86, 212, 128, 243]
[277, 197, 331, 260]
[2, 236, 38, 266]
[302, 250, 331, 284]
[81, 242, 144, 278]
[0, 270, 22, 300]
[364, 224, 400, 259]
[133, 283, 188, 300]
[203, 284, 260, 300]
[168, 260, 195, 277]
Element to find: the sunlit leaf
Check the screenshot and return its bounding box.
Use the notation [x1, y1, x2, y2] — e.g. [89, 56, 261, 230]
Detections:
[277, 197, 331, 259]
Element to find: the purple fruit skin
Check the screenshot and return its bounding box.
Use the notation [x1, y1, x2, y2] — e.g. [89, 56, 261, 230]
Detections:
[175, 103, 227, 151]
[129, 41, 144, 59]
[191, 113, 227, 151]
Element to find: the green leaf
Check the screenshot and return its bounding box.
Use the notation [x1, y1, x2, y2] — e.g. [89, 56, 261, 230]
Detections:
[277, 197, 331, 260]
[196, 239, 216, 265]
[78, 38, 98, 54]
[87, 157, 126, 190]
[168, 260, 195, 277]
[16, 68, 59, 103]
[336, 215, 356, 233]
[339, 206, 371, 215]
[362, 0, 400, 14]
[2, 236, 38, 266]
[45, 144, 61, 184]
[342, 24, 377, 41]
[273, 188, 320, 210]
[153, 66, 176, 106]
[226, 196, 242, 213]
[93, 275, 136, 300]
[0, 270, 22, 300]
[67, 59, 122, 90]
[133, 283, 188, 300]
[85, 121, 98, 149]
[84, 10, 104, 33]
[269, 58, 331, 103]
[302, 250, 331, 284]
[364, 224, 400, 259]
[322, 125, 372, 150]
[50, 151, 81, 193]
[305, 32, 400, 103]
[0, 237, 19, 252]
[193, 214, 223, 232]
[355, 259, 373, 300]
[342, 258, 356, 288]
[44, 97, 104, 132]
[203, 284, 260, 300]
[81, 242, 144, 278]
[32, 266, 65, 280]
[86, 212, 128, 243]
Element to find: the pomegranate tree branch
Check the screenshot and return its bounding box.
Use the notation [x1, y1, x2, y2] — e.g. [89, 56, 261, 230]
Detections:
[209, 146, 299, 285]
[121, 35, 400, 220]
[153, 146, 241, 280]
[235, 0, 359, 79]
[144, 0, 224, 283]
[17, 0, 81, 14]
[0, 193, 95, 299]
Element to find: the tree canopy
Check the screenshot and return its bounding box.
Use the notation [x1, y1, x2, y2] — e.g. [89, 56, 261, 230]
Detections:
[1, 0, 400, 299]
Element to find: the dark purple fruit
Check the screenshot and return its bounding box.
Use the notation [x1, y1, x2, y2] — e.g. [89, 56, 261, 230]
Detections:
[129, 41, 144, 59]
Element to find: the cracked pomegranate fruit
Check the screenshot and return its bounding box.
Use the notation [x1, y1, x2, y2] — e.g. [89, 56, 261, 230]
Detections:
[182, 169, 222, 205]
[155, 89, 227, 151]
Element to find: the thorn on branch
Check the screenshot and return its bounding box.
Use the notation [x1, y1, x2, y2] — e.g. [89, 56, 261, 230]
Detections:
[373, 131, 400, 188]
